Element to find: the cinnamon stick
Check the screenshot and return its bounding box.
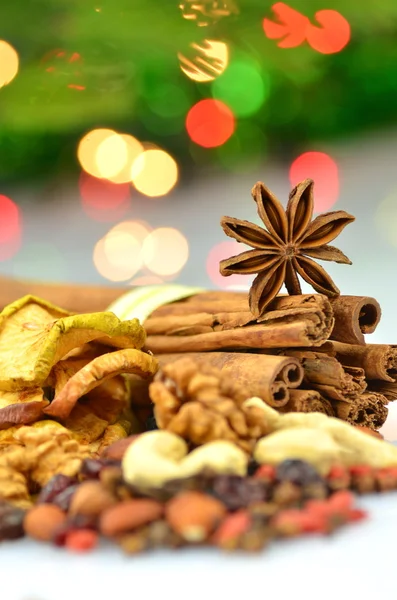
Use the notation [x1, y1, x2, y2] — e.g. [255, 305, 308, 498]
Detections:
[279, 350, 366, 402]
[279, 389, 334, 416]
[332, 391, 388, 430]
[329, 341, 397, 382]
[156, 352, 304, 408]
[145, 294, 333, 353]
[329, 296, 381, 345]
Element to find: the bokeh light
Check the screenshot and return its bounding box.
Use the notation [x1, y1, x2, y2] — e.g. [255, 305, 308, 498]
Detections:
[79, 172, 131, 222]
[179, 0, 238, 27]
[77, 129, 116, 178]
[186, 99, 235, 148]
[263, 3, 308, 48]
[212, 57, 269, 117]
[0, 41, 19, 88]
[375, 188, 397, 247]
[0, 195, 22, 261]
[94, 227, 145, 282]
[107, 220, 151, 244]
[142, 228, 189, 276]
[131, 149, 178, 197]
[289, 151, 339, 212]
[106, 135, 144, 184]
[262, 4, 350, 54]
[306, 10, 351, 55]
[207, 241, 254, 289]
[179, 40, 228, 83]
[95, 133, 128, 180]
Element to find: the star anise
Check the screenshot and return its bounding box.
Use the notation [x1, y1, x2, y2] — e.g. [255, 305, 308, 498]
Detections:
[219, 178, 355, 318]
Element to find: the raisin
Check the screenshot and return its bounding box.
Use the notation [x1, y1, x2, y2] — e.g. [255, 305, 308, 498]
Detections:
[52, 484, 80, 512]
[80, 459, 105, 480]
[37, 474, 77, 504]
[0, 504, 25, 541]
[276, 459, 324, 487]
[212, 476, 269, 510]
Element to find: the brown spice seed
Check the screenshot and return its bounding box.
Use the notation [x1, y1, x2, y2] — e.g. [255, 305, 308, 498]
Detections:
[24, 504, 67, 542]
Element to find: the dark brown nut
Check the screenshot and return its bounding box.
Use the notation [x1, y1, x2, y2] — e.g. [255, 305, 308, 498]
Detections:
[166, 491, 226, 542]
[69, 481, 117, 517]
[99, 499, 163, 537]
[101, 436, 140, 461]
[24, 504, 67, 542]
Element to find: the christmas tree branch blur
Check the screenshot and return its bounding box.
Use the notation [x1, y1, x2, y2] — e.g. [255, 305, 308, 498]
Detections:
[1, 0, 397, 181]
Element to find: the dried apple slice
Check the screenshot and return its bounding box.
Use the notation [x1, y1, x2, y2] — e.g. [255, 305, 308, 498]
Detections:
[88, 421, 131, 456]
[62, 404, 111, 445]
[0, 388, 49, 427]
[45, 349, 158, 420]
[0, 295, 146, 391]
[82, 375, 130, 424]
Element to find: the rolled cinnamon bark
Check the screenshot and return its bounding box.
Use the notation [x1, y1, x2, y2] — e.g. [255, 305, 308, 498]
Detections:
[157, 352, 304, 408]
[278, 389, 334, 416]
[145, 294, 333, 353]
[280, 350, 366, 402]
[329, 341, 397, 382]
[332, 391, 388, 430]
[330, 296, 381, 345]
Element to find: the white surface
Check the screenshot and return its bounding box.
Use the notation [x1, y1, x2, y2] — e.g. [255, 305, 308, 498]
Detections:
[1, 492, 396, 600]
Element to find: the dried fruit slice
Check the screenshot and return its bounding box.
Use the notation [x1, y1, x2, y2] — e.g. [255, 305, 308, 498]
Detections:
[0, 388, 49, 427]
[45, 349, 158, 420]
[63, 404, 110, 445]
[0, 295, 147, 391]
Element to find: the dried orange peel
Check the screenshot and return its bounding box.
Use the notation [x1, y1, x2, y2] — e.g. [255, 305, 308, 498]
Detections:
[44, 349, 158, 420]
[0, 295, 146, 391]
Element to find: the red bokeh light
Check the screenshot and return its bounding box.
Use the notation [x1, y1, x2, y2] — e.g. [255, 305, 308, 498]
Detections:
[79, 172, 131, 222]
[186, 99, 235, 148]
[0, 195, 22, 260]
[207, 241, 254, 289]
[289, 152, 339, 212]
[263, 3, 350, 54]
[306, 10, 350, 54]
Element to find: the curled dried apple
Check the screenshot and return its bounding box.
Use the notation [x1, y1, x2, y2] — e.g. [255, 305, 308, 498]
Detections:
[0, 295, 146, 391]
[44, 349, 158, 420]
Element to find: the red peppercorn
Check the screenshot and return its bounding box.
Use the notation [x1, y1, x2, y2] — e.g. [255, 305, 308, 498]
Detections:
[65, 529, 99, 552]
[349, 465, 372, 476]
[328, 490, 355, 512]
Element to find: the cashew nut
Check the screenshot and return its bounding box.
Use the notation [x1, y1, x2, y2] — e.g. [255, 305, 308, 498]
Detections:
[122, 431, 248, 489]
[122, 431, 188, 488]
[254, 427, 341, 476]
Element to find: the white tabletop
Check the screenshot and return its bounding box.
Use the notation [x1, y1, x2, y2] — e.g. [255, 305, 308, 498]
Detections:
[1, 491, 396, 600]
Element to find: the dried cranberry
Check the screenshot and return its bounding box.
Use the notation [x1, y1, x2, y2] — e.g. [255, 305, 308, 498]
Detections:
[212, 476, 269, 510]
[52, 484, 80, 512]
[276, 460, 324, 487]
[0, 504, 25, 541]
[52, 514, 97, 546]
[80, 459, 105, 480]
[37, 474, 77, 504]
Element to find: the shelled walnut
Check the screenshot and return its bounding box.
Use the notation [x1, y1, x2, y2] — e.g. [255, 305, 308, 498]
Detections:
[149, 358, 269, 452]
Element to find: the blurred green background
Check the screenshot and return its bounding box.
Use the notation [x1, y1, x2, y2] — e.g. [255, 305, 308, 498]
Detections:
[1, 0, 397, 182]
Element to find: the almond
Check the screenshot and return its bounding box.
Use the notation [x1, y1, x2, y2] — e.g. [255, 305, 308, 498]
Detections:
[24, 504, 67, 542]
[165, 491, 226, 542]
[101, 435, 140, 461]
[99, 499, 163, 537]
[69, 481, 117, 517]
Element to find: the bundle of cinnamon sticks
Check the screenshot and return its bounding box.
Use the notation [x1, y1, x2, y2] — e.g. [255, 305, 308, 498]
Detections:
[140, 291, 390, 431]
[0, 276, 391, 431]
